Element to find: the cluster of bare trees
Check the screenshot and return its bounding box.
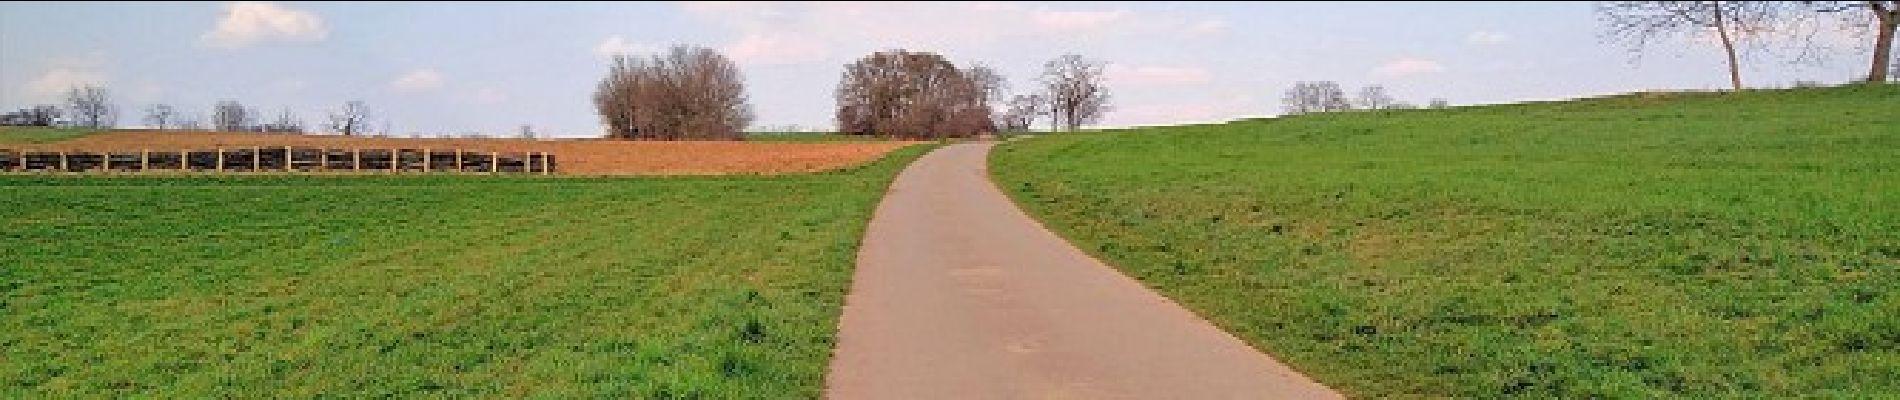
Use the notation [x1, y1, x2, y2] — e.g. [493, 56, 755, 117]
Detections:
[1, 82, 381, 135]
[1598, 1, 1900, 89]
[831, 51, 1110, 138]
[593, 45, 753, 140]
[833, 50, 997, 139]
[1283, 82, 1429, 115]
[0, 105, 61, 126]
[0, 85, 125, 129]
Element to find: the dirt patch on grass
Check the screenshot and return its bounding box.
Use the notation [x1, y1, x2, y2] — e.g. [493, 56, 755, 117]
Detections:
[7, 131, 919, 175]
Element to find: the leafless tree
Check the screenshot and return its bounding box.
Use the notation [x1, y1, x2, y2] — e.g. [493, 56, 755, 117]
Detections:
[142, 104, 178, 130]
[328, 100, 371, 136]
[998, 94, 1045, 132]
[1356, 85, 1397, 110]
[1282, 81, 1353, 115]
[1807, 1, 1899, 81]
[211, 100, 253, 132]
[835, 50, 994, 139]
[1598, 1, 1793, 90]
[1039, 54, 1111, 131]
[594, 45, 754, 140]
[65, 85, 115, 128]
[258, 108, 303, 133]
[1428, 98, 1451, 109]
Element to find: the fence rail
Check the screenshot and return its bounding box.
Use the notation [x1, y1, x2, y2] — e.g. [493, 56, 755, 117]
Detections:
[0, 147, 555, 175]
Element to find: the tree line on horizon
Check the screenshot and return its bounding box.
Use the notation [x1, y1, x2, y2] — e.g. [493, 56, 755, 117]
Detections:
[591, 45, 1111, 140]
[0, 88, 380, 136]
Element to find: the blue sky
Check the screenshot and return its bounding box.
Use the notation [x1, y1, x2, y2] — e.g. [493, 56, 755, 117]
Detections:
[0, 1, 1875, 137]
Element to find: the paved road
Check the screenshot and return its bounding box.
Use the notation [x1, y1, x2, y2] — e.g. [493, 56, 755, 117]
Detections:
[825, 143, 1341, 399]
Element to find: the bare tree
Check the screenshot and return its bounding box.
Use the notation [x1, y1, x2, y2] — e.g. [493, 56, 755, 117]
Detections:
[1598, 1, 1792, 90]
[257, 108, 303, 133]
[999, 94, 1045, 132]
[1282, 81, 1353, 115]
[142, 104, 178, 130]
[1428, 98, 1451, 109]
[835, 50, 994, 139]
[328, 100, 371, 136]
[1356, 85, 1397, 110]
[1039, 54, 1111, 131]
[211, 100, 254, 132]
[594, 45, 754, 140]
[1808, 1, 1899, 82]
[65, 85, 115, 128]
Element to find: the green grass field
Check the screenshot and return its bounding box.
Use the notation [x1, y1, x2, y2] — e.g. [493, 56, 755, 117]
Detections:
[0, 127, 102, 143]
[1, 145, 928, 397]
[992, 85, 1899, 397]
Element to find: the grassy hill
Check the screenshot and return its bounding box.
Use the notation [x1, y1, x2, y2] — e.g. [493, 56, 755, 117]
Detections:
[1, 145, 929, 397]
[991, 85, 1898, 397]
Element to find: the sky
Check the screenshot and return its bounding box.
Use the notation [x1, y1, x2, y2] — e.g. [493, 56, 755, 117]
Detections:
[0, 1, 1880, 137]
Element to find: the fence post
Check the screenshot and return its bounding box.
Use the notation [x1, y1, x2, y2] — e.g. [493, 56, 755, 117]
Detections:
[353, 148, 361, 172]
[456, 149, 463, 174]
[490, 152, 498, 174]
[389, 149, 397, 173]
[424, 149, 431, 173]
[59, 151, 68, 172]
[321, 148, 329, 172]
[252, 146, 260, 173]
[284, 146, 291, 172]
[217, 147, 225, 172]
[142, 149, 149, 172]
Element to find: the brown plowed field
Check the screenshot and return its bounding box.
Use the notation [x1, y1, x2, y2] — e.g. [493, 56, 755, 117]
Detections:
[8, 131, 918, 175]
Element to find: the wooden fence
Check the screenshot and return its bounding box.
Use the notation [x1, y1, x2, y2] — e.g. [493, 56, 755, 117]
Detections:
[0, 147, 555, 174]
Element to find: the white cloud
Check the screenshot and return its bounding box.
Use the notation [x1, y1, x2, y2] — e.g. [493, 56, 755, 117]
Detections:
[25, 68, 109, 100]
[1031, 8, 1129, 31]
[1372, 57, 1447, 79]
[725, 33, 828, 65]
[1106, 64, 1213, 86]
[200, 2, 328, 49]
[1467, 31, 1511, 45]
[595, 35, 657, 57]
[470, 87, 508, 104]
[389, 68, 444, 93]
[21, 52, 110, 101]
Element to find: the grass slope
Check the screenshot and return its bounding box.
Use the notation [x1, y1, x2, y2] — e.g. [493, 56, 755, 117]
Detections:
[992, 85, 1898, 398]
[0, 127, 102, 144]
[1, 145, 929, 397]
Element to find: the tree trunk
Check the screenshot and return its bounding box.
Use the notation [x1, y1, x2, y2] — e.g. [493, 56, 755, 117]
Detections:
[1869, 2, 1896, 82]
[1713, 4, 1744, 91]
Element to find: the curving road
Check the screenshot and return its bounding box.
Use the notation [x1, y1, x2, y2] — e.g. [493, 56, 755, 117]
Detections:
[825, 143, 1341, 399]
